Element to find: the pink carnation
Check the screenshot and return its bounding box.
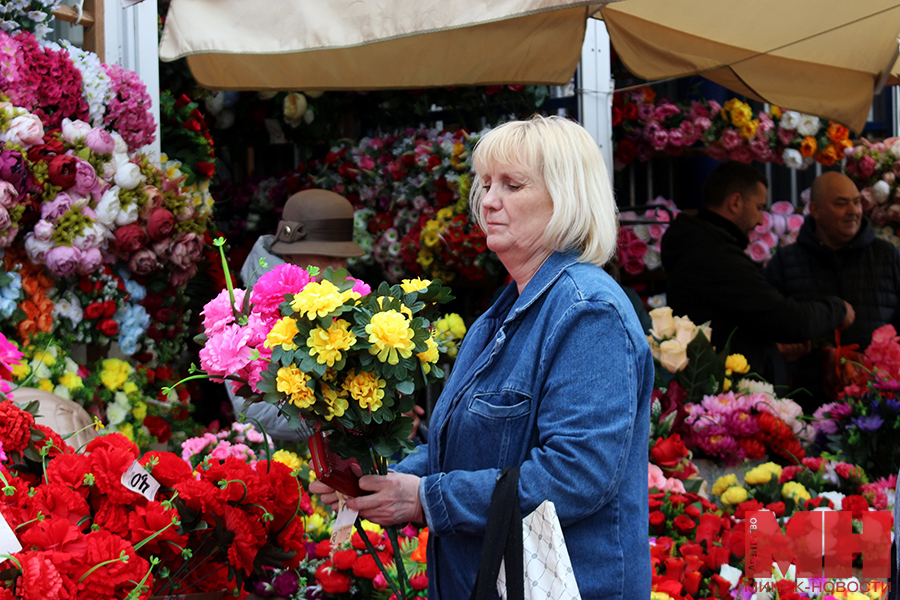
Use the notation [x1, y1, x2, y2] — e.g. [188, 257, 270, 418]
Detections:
[0, 332, 24, 381]
[251, 263, 312, 323]
[776, 126, 796, 146]
[729, 146, 754, 163]
[351, 278, 371, 296]
[720, 129, 742, 150]
[198, 324, 255, 377]
[201, 288, 247, 336]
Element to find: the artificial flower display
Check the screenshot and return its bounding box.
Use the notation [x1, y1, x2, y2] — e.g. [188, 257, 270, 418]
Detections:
[612, 87, 853, 169]
[618, 197, 679, 276]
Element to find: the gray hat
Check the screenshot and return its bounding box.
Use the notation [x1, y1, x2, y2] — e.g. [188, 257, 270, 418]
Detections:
[270, 189, 364, 258]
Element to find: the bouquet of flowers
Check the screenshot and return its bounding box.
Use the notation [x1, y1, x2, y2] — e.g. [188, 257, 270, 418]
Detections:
[844, 137, 900, 239]
[745, 201, 806, 265]
[181, 421, 274, 468]
[810, 324, 900, 479]
[618, 197, 679, 276]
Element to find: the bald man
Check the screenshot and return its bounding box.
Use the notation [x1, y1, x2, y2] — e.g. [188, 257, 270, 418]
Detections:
[766, 171, 900, 408]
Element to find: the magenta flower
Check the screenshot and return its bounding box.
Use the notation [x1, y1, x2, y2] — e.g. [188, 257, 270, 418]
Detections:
[251, 263, 311, 323]
[201, 288, 246, 336]
[0, 332, 23, 381]
[351, 277, 372, 297]
[198, 324, 254, 377]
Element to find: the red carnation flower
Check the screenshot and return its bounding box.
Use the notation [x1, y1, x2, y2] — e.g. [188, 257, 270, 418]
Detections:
[32, 423, 70, 457]
[93, 502, 132, 537]
[15, 551, 65, 600]
[841, 495, 870, 520]
[127, 501, 188, 554]
[315, 540, 332, 558]
[765, 501, 786, 517]
[316, 560, 352, 594]
[46, 454, 92, 498]
[25, 483, 90, 527]
[353, 551, 390, 579]
[88, 447, 144, 505]
[85, 432, 139, 458]
[138, 451, 192, 488]
[332, 548, 358, 571]
[142, 415, 171, 444]
[0, 400, 36, 453]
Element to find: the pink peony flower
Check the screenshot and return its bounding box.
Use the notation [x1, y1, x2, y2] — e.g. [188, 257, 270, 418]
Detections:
[652, 103, 681, 121]
[45, 245, 82, 276]
[198, 324, 255, 377]
[667, 129, 685, 148]
[729, 146, 754, 163]
[776, 126, 796, 146]
[857, 155, 877, 179]
[720, 129, 742, 150]
[724, 410, 760, 437]
[201, 288, 247, 336]
[251, 263, 312, 323]
[747, 240, 771, 263]
[0, 181, 17, 209]
[760, 231, 779, 249]
[693, 117, 712, 132]
[754, 211, 773, 234]
[85, 128, 116, 154]
[771, 214, 787, 236]
[41, 192, 74, 220]
[771, 201, 795, 216]
[78, 247, 103, 275]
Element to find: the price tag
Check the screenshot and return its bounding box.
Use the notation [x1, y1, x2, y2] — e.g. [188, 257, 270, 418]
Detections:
[0, 512, 21, 555]
[330, 492, 358, 546]
[121, 460, 160, 502]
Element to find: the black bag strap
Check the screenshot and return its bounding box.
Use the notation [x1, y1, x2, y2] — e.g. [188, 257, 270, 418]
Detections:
[470, 466, 525, 600]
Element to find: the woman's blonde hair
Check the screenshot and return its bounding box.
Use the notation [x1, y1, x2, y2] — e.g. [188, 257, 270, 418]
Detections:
[469, 115, 618, 267]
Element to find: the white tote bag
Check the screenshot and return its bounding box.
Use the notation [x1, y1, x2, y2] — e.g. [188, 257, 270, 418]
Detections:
[497, 500, 582, 600]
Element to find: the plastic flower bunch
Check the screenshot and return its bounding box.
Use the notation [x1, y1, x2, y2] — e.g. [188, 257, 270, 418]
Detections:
[158, 91, 216, 187]
[745, 200, 806, 265]
[0, 0, 60, 41]
[161, 152, 215, 221]
[618, 197, 679, 275]
[432, 312, 467, 359]
[101, 62, 156, 152]
[1, 246, 55, 341]
[0, 268, 22, 320]
[843, 137, 900, 234]
[777, 111, 853, 169]
[11, 333, 91, 403]
[646, 306, 713, 375]
[255, 272, 452, 462]
[180, 421, 274, 469]
[50, 264, 130, 347]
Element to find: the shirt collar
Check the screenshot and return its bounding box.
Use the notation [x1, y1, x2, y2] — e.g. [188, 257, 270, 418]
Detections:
[491, 251, 580, 325]
[698, 208, 750, 249]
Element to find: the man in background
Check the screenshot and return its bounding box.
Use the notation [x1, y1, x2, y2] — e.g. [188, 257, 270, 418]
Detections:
[765, 171, 900, 409]
[661, 161, 852, 386]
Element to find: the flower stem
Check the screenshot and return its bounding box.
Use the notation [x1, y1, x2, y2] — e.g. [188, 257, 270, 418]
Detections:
[354, 516, 405, 600]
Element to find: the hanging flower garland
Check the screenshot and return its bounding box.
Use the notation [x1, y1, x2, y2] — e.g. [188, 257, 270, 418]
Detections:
[613, 87, 853, 170]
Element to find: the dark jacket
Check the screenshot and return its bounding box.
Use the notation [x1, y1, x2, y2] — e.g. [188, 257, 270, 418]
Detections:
[661, 209, 847, 385]
[764, 216, 900, 406]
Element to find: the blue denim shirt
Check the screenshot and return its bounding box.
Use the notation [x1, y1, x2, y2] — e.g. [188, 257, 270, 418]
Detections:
[394, 251, 653, 599]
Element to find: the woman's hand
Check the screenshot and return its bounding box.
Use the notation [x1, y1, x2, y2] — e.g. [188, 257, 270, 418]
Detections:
[345, 472, 424, 527]
[308, 478, 341, 511]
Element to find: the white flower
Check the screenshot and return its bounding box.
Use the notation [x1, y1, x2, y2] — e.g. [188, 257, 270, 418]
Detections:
[796, 115, 821, 137]
[64, 356, 80, 374]
[114, 162, 144, 190]
[783, 148, 804, 170]
[303, 109, 315, 125]
[110, 132, 129, 155]
[24, 233, 53, 263]
[632, 224, 651, 242]
[873, 180, 891, 204]
[107, 402, 128, 426]
[780, 110, 802, 130]
[737, 378, 775, 396]
[53, 384, 71, 400]
[891, 139, 900, 157]
[647, 293, 667, 309]
[95, 186, 121, 226]
[205, 91, 225, 114]
[719, 564, 742, 589]
[61, 41, 113, 126]
[643, 246, 661, 271]
[61, 118, 92, 144]
[817, 491, 845, 511]
[115, 201, 139, 226]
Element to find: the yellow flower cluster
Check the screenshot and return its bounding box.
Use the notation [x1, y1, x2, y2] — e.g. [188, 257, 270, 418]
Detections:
[59, 372, 83, 391]
[366, 309, 416, 365]
[101, 359, 132, 391]
[781, 481, 811, 502]
[290, 280, 346, 319]
[132, 400, 148, 422]
[720, 486, 748, 505]
[416, 206, 459, 282]
[435, 313, 466, 358]
[725, 354, 750, 376]
[744, 462, 783, 485]
[416, 337, 440, 374]
[400, 278, 431, 294]
[322, 385, 349, 421]
[307, 319, 356, 367]
[344, 369, 386, 411]
[722, 98, 758, 139]
[276, 365, 316, 409]
[273, 449, 303, 472]
[712, 473, 738, 496]
[265, 317, 300, 351]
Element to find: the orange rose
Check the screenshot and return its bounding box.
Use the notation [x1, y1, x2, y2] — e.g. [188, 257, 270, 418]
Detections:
[411, 528, 429, 563]
[37, 313, 53, 332]
[37, 273, 54, 289]
[800, 136, 818, 158]
[35, 296, 53, 315]
[21, 276, 40, 297]
[817, 144, 839, 167]
[839, 138, 854, 150]
[22, 300, 40, 320]
[17, 319, 36, 341]
[827, 122, 849, 143]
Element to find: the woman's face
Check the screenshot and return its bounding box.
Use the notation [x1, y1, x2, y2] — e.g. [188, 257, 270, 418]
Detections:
[479, 164, 553, 262]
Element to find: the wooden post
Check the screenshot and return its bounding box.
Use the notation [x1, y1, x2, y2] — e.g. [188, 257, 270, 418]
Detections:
[82, 0, 105, 62]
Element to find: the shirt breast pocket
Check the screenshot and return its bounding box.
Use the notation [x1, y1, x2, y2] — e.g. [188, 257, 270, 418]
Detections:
[465, 389, 532, 468]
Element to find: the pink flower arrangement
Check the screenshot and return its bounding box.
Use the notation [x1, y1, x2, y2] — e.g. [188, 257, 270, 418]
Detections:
[250, 264, 312, 324]
[745, 204, 805, 265]
[102, 63, 156, 152]
[617, 197, 678, 275]
[181, 422, 274, 469]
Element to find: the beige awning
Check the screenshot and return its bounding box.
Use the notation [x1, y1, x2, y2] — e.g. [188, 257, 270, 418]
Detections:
[159, 0, 614, 91]
[600, 1, 900, 132]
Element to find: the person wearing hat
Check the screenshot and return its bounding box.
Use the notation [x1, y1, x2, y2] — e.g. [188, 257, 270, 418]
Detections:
[229, 189, 365, 439]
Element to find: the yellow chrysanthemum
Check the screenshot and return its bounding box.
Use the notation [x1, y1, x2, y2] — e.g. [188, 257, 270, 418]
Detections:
[272, 449, 303, 472]
[132, 400, 147, 422]
[417, 336, 440, 374]
[59, 372, 83, 391]
[759, 462, 783, 480]
[400, 278, 432, 294]
[744, 465, 773, 485]
[276, 365, 316, 409]
[723, 378, 732, 392]
[366, 309, 416, 365]
[730, 102, 753, 128]
[12, 362, 30, 380]
[307, 319, 356, 367]
[376, 297, 412, 318]
[119, 422, 135, 441]
[123, 381, 138, 396]
[725, 354, 750, 375]
[290, 280, 346, 319]
[782, 481, 811, 502]
[38, 378, 53, 392]
[360, 519, 384, 535]
[322, 368, 338, 383]
[740, 119, 759, 140]
[437, 313, 466, 338]
[100, 359, 132, 391]
[422, 230, 440, 249]
[33, 348, 57, 368]
[712, 473, 738, 496]
[322, 385, 349, 421]
[720, 486, 748, 505]
[343, 369, 386, 411]
[265, 316, 301, 351]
